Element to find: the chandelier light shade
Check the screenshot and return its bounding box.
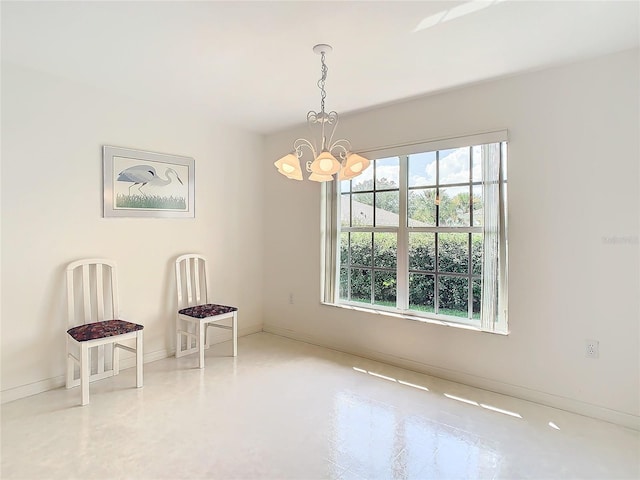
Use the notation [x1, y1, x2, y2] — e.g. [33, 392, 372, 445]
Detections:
[274, 153, 303, 180]
[274, 44, 369, 183]
[310, 151, 341, 175]
[339, 153, 370, 180]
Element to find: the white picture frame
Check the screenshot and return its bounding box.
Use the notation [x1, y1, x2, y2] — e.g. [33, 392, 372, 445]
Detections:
[103, 146, 195, 218]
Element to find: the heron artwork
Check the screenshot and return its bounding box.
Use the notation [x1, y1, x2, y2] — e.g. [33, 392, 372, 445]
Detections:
[117, 165, 184, 195]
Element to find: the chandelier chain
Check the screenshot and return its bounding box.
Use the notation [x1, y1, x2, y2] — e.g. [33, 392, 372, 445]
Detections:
[317, 51, 328, 114]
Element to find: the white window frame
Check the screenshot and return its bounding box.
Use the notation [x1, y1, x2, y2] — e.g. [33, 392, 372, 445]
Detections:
[322, 130, 508, 334]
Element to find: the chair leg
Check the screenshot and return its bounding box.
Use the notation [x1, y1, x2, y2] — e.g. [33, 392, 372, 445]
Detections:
[66, 338, 74, 389]
[232, 311, 238, 357]
[80, 343, 90, 406]
[66, 355, 74, 389]
[198, 320, 205, 369]
[113, 339, 120, 376]
[136, 331, 144, 388]
[175, 316, 182, 358]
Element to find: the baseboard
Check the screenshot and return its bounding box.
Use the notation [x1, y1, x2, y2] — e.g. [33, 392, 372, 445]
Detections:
[0, 347, 170, 405]
[0, 375, 68, 405]
[0, 324, 263, 405]
[263, 325, 640, 431]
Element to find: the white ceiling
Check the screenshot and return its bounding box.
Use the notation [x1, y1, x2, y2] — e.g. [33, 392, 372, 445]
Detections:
[2, 1, 638, 134]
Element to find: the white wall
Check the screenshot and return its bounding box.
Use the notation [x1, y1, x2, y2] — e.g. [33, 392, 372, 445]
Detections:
[263, 49, 640, 427]
[1, 63, 264, 400]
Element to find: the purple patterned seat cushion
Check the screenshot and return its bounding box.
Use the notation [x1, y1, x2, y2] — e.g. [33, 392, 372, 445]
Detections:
[179, 303, 237, 319]
[67, 320, 144, 342]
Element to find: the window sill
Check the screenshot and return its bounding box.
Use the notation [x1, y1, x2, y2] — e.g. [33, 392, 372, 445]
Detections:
[320, 301, 509, 336]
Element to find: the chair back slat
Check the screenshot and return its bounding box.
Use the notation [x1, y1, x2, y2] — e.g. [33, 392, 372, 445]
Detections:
[66, 268, 76, 329]
[110, 264, 120, 319]
[175, 254, 209, 309]
[201, 258, 209, 305]
[184, 258, 193, 305]
[175, 261, 184, 307]
[193, 257, 201, 304]
[95, 263, 105, 322]
[81, 264, 92, 323]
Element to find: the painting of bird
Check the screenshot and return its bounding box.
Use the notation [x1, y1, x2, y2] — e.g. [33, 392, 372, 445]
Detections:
[117, 165, 184, 195]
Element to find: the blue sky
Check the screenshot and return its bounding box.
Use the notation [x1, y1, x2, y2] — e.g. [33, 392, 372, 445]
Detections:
[346, 146, 483, 192]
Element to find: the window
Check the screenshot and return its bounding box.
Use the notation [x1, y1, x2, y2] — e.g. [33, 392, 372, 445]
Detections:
[322, 131, 508, 333]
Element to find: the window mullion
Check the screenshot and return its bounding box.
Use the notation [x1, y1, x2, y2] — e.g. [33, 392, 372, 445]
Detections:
[468, 232, 473, 319]
[497, 143, 508, 331]
[468, 149, 473, 320]
[347, 233, 352, 302]
[370, 233, 374, 304]
[434, 151, 440, 315]
[397, 155, 409, 310]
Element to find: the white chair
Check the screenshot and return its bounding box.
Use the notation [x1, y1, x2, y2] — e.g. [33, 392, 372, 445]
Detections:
[175, 254, 237, 368]
[66, 259, 143, 405]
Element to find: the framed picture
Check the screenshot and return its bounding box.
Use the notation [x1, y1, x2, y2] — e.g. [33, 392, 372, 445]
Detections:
[103, 146, 195, 218]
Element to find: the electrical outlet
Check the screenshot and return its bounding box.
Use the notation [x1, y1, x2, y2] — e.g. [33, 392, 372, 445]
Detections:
[289, 293, 294, 304]
[585, 339, 599, 358]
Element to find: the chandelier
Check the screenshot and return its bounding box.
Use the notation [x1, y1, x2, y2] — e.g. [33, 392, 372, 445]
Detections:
[274, 44, 370, 182]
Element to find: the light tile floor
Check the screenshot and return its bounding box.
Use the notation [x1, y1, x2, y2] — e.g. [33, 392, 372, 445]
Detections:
[2, 332, 638, 479]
